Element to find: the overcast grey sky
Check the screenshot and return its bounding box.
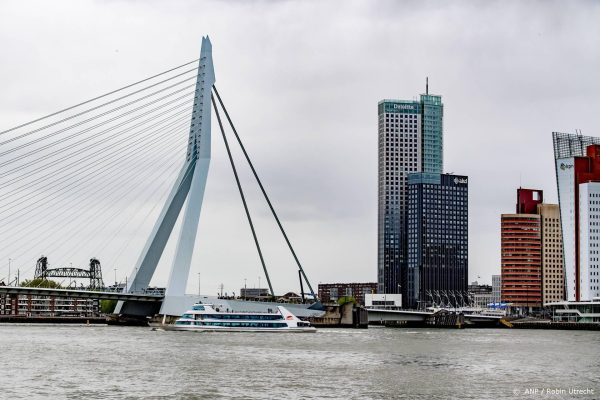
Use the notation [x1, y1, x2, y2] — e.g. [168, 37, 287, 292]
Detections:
[0, 0, 599, 295]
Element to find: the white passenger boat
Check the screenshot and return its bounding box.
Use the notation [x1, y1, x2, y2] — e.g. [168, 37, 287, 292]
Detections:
[163, 303, 317, 333]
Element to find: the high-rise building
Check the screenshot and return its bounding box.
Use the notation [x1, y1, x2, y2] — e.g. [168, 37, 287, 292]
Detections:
[377, 87, 443, 298]
[578, 183, 600, 300]
[407, 173, 468, 308]
[501, 189, 543, 311]
[553, 133, 600, 301]
[378, 100, 422, 295]
[538, 204, 564, 304]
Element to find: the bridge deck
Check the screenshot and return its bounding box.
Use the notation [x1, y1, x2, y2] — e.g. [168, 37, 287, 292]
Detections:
[0, 286, 163, 302]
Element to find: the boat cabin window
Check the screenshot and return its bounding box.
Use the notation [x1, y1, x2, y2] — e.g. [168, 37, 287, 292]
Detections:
[202, 321, 287, 328]
[206, 314, 283, 320]
[181, 313, 194, 319]
[192, 305, 205, 311]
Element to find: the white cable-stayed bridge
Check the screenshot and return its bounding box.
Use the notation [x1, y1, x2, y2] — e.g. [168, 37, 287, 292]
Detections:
[0, 37, 321, 319]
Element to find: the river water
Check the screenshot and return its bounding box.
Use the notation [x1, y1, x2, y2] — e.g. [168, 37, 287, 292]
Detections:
[0, 324, 598, 399]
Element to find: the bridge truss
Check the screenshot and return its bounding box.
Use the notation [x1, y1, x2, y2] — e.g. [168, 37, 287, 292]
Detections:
[34, 256, 104, 289]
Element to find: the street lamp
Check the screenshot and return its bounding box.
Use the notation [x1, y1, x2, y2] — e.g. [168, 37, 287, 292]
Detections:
[114, 268, 117, 286]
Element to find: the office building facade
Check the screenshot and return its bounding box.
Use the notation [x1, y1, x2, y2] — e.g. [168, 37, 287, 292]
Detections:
[377, 90, 443, 298]
[538, 204, 564, 304]
[407, 173, 468, 308]
[501, 189, 543, 310]
[318, 282, 377, 306]
[468, 282, 493, 309]
[501, 213, 542, 309]
[501, 188, 566, 310]
[553, 133, 600, 301]
[0, 294, 99, 317]
[578, 183, 600, 300]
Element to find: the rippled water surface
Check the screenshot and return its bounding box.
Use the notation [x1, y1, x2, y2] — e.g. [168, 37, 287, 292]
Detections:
[0, 324, 598, 399]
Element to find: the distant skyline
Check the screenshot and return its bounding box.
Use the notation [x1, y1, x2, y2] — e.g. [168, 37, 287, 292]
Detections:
[0, 1, 599, 294]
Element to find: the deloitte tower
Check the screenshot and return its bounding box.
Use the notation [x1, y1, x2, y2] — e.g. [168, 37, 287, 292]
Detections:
[378, 83, 467, 307]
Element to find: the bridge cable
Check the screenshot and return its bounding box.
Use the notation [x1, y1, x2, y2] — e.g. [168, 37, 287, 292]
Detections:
[0, 65, 198, 280]
[104, 161, 189, 273]
[0, 110, 191, 209]
[211, 92, 275, 296]
[0, 105, 189, 196]
[0, 85, 195, 163]
[212, 86, 317, 299]
[0, 76, 195, 153]
[60, 152, 185, 267]
[0, 111, 189, 223]
[0, 101, 191, 192]
[0, 110, 190, 206]
[4, 142, 185, 280]
[0, 59, 198, 137]
[0, 130, 184, 246]
[0, 125, 186, 248]
[0, 101, 192, 189]
[46, 136, 185, 270]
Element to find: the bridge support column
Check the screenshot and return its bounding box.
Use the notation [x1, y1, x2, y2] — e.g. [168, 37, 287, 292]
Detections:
[115, 36, 215, 318]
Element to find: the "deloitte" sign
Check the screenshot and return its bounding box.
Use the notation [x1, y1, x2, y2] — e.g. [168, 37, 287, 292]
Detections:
[383, 101, 420, 114]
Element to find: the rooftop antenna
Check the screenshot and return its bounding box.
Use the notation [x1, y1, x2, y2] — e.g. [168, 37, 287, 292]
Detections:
[426, 77, 429, 95]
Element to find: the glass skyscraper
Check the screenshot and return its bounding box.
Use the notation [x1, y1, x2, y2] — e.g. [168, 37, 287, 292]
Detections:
[377, 90, 444, 298]
[420, 94, 443, 174]
[378, 100, 421, 295]
[407, 173, 468, 308]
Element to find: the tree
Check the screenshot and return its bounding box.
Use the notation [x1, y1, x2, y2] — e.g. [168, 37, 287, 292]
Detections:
[337, 296, 357, 306]
[20, 278, 62, 289]
[100, 299, 118, 314]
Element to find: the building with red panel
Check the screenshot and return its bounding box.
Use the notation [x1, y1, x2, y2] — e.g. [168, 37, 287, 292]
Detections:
[516, 188, 543, 214]
[501, 189, 543, 312]
[554, 135, 600, 301]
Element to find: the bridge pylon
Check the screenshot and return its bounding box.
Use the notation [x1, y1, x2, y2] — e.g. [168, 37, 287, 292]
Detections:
[115, 36, 215, 317]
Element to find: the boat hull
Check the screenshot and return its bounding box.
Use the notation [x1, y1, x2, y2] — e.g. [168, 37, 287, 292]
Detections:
[157, 325, 316, 333]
